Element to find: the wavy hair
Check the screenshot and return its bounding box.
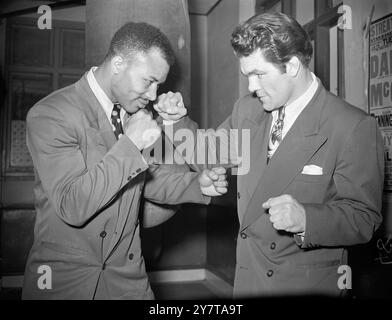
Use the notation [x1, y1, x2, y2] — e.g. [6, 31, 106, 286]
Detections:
[231, 12, 313, 71]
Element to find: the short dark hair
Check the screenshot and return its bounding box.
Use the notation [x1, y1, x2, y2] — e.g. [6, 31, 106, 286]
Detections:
[106, 22, 175, 66]
[231, 12, 313, 71]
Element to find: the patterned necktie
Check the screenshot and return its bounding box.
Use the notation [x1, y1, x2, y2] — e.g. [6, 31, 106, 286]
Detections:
[267, 106, 285, 162]
[111, 103, 124, 140]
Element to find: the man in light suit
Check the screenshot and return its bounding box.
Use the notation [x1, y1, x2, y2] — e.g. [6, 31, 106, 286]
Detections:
[22, 22, 227, 300]
[160, 12, 384, 297]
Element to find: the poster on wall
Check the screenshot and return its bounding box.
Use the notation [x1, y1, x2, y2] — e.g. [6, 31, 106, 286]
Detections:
[368, 13, 392, 191]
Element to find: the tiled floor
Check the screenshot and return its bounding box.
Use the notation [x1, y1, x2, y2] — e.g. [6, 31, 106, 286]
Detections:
[0, 280, 222, 300]
[151, 280, 220, 300]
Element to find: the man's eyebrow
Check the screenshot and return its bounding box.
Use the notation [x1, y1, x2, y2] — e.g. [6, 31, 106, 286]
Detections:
[149, 76, 164, 83]
[241, 69, 264, 76]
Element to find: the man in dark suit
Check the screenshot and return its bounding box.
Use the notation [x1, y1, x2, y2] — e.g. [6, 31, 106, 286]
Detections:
[158, 12, 384, 297]
[22, 22, 227, 300]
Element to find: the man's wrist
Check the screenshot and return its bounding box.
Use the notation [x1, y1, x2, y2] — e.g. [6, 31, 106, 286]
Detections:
[162, 118, 181, 126]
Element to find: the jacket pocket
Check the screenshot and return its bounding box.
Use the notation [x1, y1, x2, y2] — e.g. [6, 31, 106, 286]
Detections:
[295, 259, 341, 269]
[294, 172, 331, 183]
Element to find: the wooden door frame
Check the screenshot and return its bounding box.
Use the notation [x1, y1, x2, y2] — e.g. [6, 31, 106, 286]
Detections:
[303, 0, 345, 97]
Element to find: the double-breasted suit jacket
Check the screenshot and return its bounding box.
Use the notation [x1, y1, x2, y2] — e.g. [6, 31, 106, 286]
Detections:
[22, 74, 209, 300]
[180, 79, 384, 297]
[229, 80, 383, 297]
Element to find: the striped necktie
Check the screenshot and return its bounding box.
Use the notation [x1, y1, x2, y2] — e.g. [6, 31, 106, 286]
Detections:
[267, 106, 285, 162]
[111, 103, 123, 140]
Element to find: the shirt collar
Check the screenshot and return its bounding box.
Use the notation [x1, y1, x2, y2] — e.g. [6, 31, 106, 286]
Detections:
[271, 72, 318, 135]
[284, 72, 318, 119]
[86, 66, 126, 122]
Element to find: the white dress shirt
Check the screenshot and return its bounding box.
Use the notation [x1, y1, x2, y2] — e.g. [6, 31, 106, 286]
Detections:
[86, 67, 126, 126]
[270, 72, 319, 138]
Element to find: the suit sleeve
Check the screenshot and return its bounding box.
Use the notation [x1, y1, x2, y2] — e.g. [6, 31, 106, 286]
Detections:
[26, 104, 148, 227]
[141, 163, 188, 228]
[165, 99, 241, 172]
[141, 200, 180, 228]
[300, 116, 384, 248]
[142, 164, 211, 206]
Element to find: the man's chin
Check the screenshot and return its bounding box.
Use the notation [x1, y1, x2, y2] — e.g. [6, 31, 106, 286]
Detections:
[259, 100, 272, 112]
[263, 105, 280, 113]
[123, 104, 142, 114]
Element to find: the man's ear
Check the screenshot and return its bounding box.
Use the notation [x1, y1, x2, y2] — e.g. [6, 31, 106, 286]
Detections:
[285, 56, 301, 77]
[112, 56, 126, 74]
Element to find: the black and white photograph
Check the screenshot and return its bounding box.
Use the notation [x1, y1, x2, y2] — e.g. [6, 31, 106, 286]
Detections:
[0, 0, 391, 315]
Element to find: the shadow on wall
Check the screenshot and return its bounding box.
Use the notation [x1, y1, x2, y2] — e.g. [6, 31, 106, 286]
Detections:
[157, 60, 183, 102]
[142, 203, 209, 270]
[0, 65, 4, 110]
[348, 230, 392, 299]
[141, 173, 240, 284]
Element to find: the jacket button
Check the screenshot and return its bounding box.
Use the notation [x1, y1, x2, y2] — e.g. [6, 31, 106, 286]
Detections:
[100, 231, 107, 238]
[128, 253, 134, 260]
[267, 270, 273, 277]
[240, 232, 247, 239]
[270, 242, 276, 250]
[136, 168, 141, 173]
[237, 192, 241, 199]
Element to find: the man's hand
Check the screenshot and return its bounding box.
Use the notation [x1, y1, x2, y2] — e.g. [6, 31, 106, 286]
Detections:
[153, 91, 187, 121]
[124, 109, 162, 150]
[262, 194, 306, 233]
[199, 167, 228, 196]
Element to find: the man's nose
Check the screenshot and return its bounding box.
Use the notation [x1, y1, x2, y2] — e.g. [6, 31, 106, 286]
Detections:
[248, 76, 260, 93]
[145, 84, 157, 101]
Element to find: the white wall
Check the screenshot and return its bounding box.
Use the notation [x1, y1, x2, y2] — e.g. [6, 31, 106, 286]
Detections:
[296, 0, 315, 25]
[190, 14, 208, 127]
[238, 0, 256, 98]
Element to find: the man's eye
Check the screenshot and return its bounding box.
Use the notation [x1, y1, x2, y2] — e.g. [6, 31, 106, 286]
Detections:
[257, 74, 265, 79]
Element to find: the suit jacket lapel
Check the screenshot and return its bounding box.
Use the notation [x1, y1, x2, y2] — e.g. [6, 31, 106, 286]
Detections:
[239, 113, 271, 223]
[241, 81, 328, 231]
[75, 74, 117, 150]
